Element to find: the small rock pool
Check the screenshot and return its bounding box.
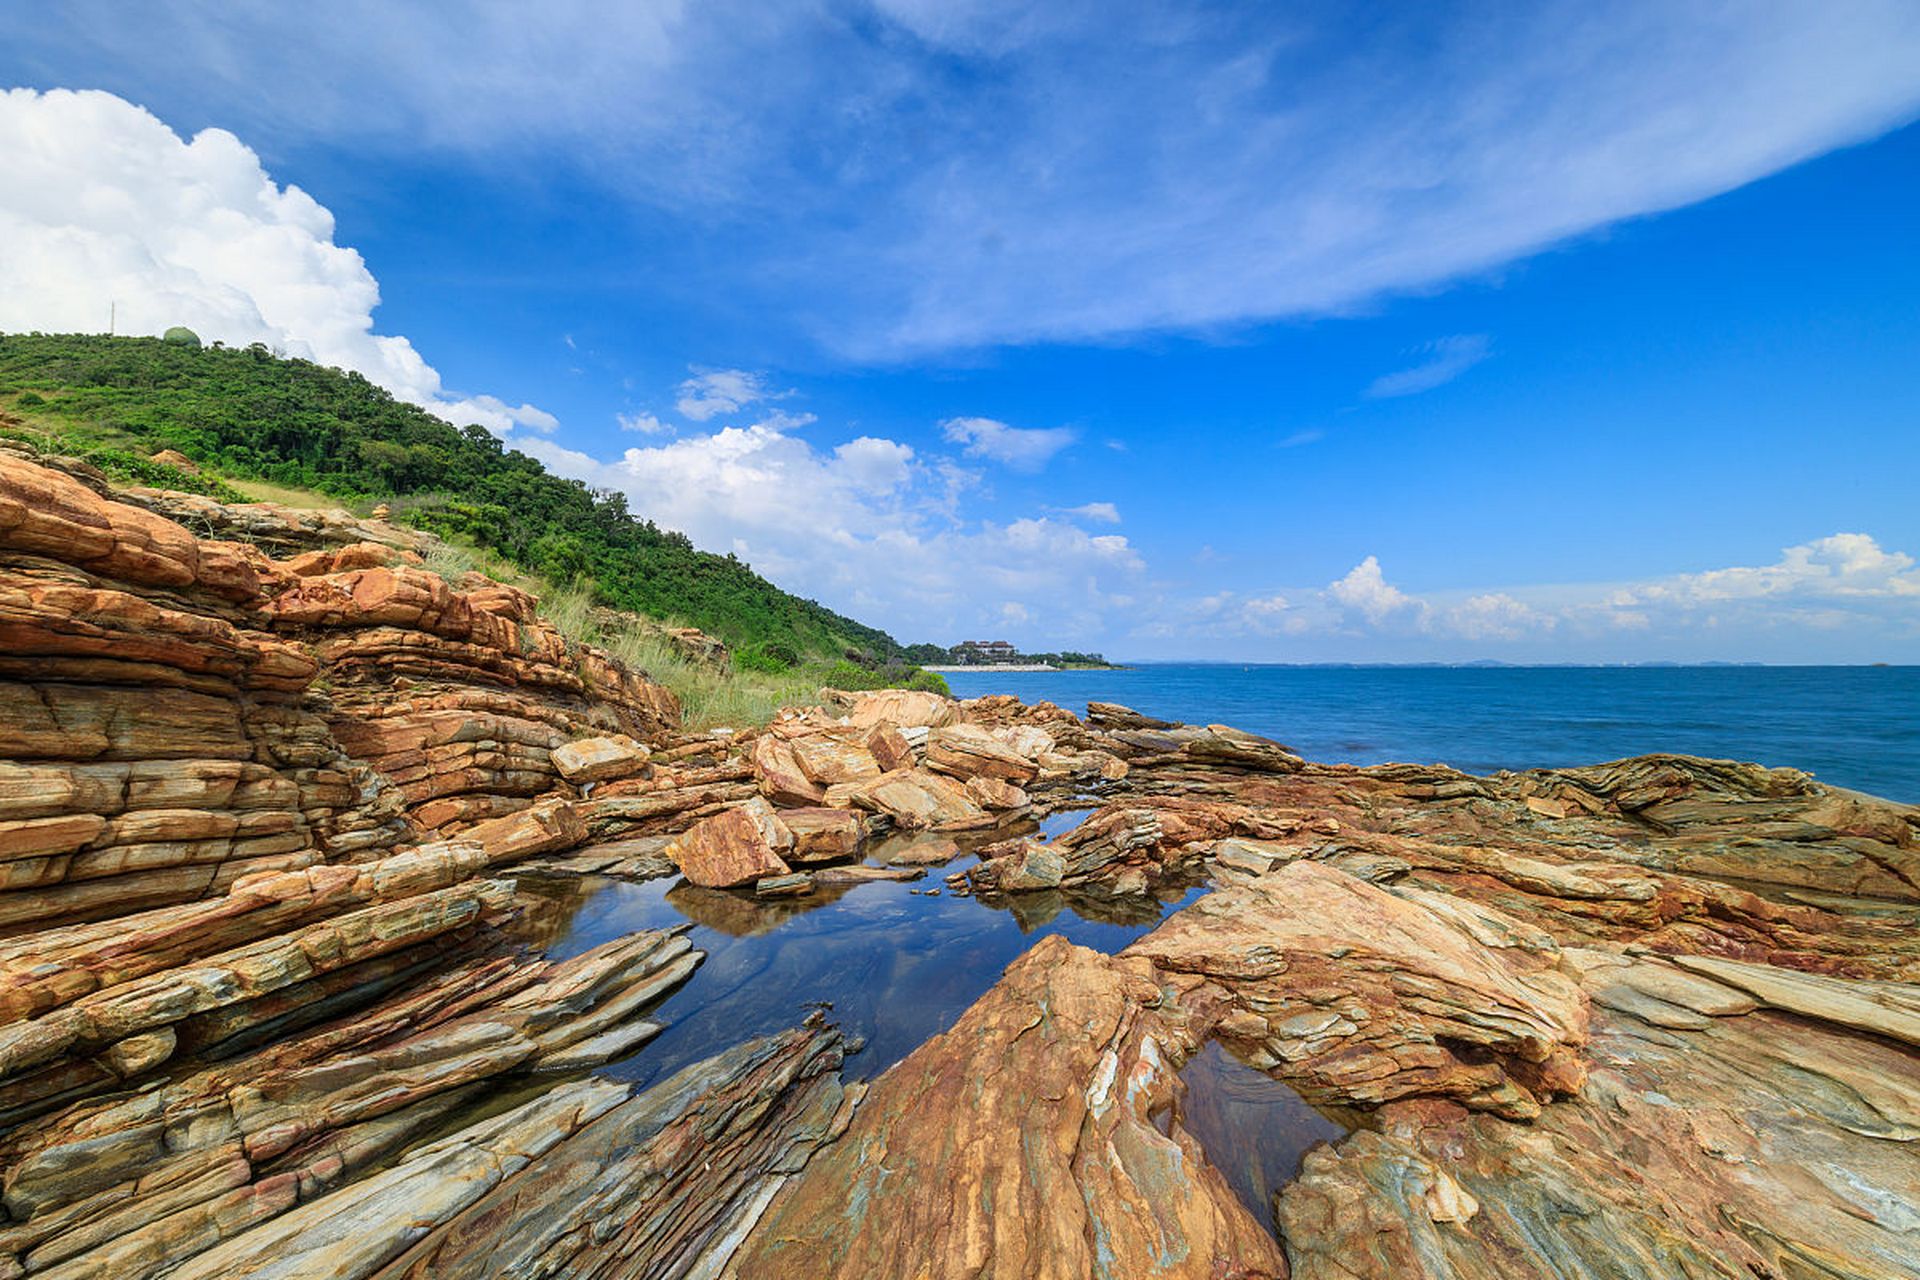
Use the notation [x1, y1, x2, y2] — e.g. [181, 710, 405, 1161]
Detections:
[516, 805, 1351, 1236]
[530, 868, 1208, 1088]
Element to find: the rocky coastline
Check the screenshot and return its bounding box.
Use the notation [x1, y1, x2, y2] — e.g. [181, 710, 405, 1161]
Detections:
[1, 447, 1916, 1279]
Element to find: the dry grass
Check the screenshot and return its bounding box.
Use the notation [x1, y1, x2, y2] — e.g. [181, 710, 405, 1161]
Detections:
[534, 582, 820, 731]
[225, 476, 360, 510]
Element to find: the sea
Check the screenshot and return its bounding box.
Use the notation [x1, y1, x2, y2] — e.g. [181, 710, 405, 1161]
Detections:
[941, 663, 1920, 803]
[542, 661, 1917, 1228]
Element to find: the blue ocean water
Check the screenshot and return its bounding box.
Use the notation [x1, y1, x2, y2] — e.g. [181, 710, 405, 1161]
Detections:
[941, 664, 1920, 802]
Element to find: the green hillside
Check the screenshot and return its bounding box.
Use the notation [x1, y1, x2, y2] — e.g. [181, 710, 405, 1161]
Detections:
[0, 332, 919, 669]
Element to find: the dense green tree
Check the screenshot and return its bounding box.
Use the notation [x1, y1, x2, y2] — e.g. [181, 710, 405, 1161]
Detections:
[0, 332, 923, 663]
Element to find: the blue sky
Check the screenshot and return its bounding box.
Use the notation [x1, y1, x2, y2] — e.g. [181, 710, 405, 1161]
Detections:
[2, 2, 1918, 661]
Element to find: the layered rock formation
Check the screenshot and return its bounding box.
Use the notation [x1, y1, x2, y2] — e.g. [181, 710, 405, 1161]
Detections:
[0, 453, 734, 1277]
[736, 700, 1920, 1279]
[5, 447, 1917, 1279]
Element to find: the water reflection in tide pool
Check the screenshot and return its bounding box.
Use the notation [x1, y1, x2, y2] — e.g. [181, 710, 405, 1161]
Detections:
[534, 871, 1208, 1088]
[1176, 1040, 1350, 1231]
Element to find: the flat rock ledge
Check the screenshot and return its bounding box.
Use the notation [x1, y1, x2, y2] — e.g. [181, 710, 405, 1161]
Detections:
[2, 452, 1917, 1279]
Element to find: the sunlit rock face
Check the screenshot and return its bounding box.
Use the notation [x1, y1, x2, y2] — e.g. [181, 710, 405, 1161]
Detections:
[2, 449, 1917, 1279]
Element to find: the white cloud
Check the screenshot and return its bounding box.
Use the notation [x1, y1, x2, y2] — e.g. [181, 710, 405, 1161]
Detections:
[1365, 335, 1491, 399]
[1447, 592, 1556, 642]
[1328, 556, 1427, 627]
[940, 416, 1076, 470]
[11, 8, 1919, 355]
[1186, 534, 1919, 654]
[1059, 501, 1120, 523]
[1615, 533, 1920, 608]
[675, 368, 784, 421]
[0, 88, 552, 435]
[833, 436, 916, 492]
[516, 413, 1145, 643]
[1279, 429, 1325, 449]
[618, 411, 674, 435]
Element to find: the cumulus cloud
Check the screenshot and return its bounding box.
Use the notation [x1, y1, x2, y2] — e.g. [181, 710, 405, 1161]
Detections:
[1614, 533, 1920, 608]
[1190, 534, 1918, 655]
[0, 88, 553, 434]
[1365, 335, 1492, 399]
[516, 413, 1144, 642]
[675, 368, 785, 421]
[940, 416, 1076, 470]
[1328, 556, 1426, 626]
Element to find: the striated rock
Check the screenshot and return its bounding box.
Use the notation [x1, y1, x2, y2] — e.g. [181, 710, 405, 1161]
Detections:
[756, 871, 816, 898]
[882, 834, 961, 867]
[810, 863, 924, 885]
[1087, 701, 1176, 730]
[752, 733, 826, 807]
[549, 733, 651, 785]
[779, 807, 865, 863]
[370, 1027, 850, 1280]
[967, 839, 1064, 890]
[667, 798, 794, 888]
[735, 937, 1283, 1280]
[1129, 862, 1589, 1119]
[837, 768, 990, 831]
[866, 722, 914, 772]
[831, 687, 958, 730]
[964, 774, 1030, 810]
[789, 729, 883, 787]
[122, 486, 433, 558]
[1275, 963, 1920, 1279]
[924, 723, 1040, 783]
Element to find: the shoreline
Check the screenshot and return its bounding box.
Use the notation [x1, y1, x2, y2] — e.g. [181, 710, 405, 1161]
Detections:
[924, 663, 1121, 673]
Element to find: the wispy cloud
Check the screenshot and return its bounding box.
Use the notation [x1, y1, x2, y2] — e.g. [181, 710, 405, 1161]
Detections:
[1058, 501, 1121, 523]
[675, 368, 787, 421]
[618, 411, 674, 435]
[940, 416, 1076, 470]
[1365, 335, 1492, 398]
[12, 7, 1918, 355]
[1279, 428, 1326, 448]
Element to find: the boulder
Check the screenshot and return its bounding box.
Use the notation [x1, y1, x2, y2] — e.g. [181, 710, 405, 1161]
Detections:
[842, 769, 990, 831]
[924, 724, 1039, 783]
[550, 734, 651, 785]
[964, 775, 1029, 810]
[666, 799, 794, 888]
[780, 807, 865, 863]
[836, 688, 958, 730]
[753, 734, 826, 807]
[866, 723, 914, 772]
[789, 731, 882, 787]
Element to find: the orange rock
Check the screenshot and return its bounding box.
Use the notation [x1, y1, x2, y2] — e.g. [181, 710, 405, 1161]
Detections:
[734, 936, 1285, 1280]
[780, 807, 865, 863]
[753, 734, 826, 807]
[667, 799, 794, 887]
[964, 774, 1029, 810]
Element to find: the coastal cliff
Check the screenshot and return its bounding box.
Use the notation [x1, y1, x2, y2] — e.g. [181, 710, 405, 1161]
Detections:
[1, 449, 1915, 1278]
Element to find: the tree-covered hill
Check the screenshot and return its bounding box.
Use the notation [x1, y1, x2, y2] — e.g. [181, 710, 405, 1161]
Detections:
[0, 332, 912, 665]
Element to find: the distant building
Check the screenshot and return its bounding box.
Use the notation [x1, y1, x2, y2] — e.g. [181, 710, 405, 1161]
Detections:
[950, 639, 1019, 664]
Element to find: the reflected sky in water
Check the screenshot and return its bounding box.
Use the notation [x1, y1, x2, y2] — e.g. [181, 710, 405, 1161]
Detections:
[1176, 1040, 1350, 1232]
[539, 868, 1206, 1087]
